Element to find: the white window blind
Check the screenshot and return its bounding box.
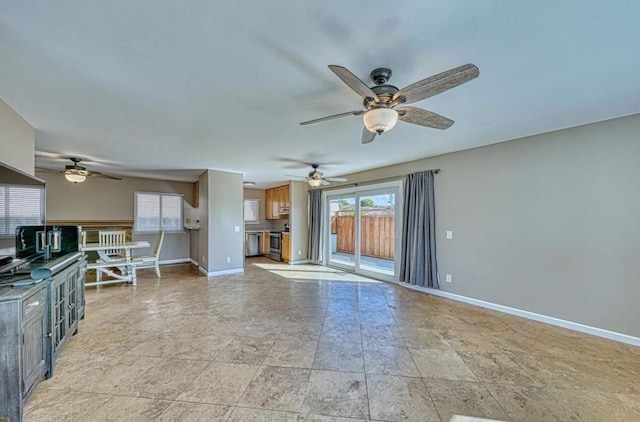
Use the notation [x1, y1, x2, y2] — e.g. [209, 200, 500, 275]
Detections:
[134, 192, 183, 233]
[0, 185, 45, 237]
[244, 199, 260, 223]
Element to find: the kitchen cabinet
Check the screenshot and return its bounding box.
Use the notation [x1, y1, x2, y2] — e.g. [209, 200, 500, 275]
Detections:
[0, 283, 48, 422]
[282, 233, 290, 262]
[265, 184, 290, 220]
[262, 231, 270, 256]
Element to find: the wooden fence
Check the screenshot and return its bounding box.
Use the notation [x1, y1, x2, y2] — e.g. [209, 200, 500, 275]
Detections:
[333, 215, 395, 259]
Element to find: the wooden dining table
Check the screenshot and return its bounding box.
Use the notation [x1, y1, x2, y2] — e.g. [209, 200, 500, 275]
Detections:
[81, 240, 150, 286]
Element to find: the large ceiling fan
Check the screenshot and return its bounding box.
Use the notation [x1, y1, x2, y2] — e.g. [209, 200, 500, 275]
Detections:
[39, 157, 122, 183]
[287, 164, 347, 188]
[300, 63, 479, 144]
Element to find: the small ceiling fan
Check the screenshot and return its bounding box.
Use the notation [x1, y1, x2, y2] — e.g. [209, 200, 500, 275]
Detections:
[39, 157, 122, 183]
[286, 164, 347, 188]
[300, 63, 479, 144]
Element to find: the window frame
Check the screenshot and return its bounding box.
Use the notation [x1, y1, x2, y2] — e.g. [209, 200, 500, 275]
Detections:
[133, 191, 184, 234]
[0, 183, 45, 238]
[244, 198, 260, 224]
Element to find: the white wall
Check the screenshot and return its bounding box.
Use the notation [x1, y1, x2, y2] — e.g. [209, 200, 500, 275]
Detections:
[0, 99, 35, 174]
[336, 113, 640, 338]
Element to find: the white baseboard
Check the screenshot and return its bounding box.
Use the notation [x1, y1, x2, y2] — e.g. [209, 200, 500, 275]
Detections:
[158, 258, 190, 265]
[198, 266, 244, 277]
[288, 259, 311, 265]
[189, 258, 198, 266]
[400, 283, 640, 347]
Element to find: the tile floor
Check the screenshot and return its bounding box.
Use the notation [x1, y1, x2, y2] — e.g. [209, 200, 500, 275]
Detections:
[24, 258, 640, 421]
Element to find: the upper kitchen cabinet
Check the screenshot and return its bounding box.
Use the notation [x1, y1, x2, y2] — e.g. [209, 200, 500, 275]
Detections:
[265, 184, 289, 220]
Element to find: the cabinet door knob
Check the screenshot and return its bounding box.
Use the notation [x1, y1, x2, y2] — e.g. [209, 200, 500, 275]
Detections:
[46, 333, 52, 338]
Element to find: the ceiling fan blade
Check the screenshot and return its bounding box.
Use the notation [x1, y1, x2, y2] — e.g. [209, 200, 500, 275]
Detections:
[35, 167, 60, 173]
[393, 64, 479, 105]
[328, 65, 380, 102]
[284, 174, 308, 180]
[397, 106, 454, 130]
[362, 127, 376, 144]
[324, 177, 347, 182]
[300, 110, 364, 126]
[88, 172, 122, 181]
[320, 180, 330, 186]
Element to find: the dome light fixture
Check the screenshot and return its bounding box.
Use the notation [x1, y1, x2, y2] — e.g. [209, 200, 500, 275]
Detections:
[243, 181, 256, 187]
[363, 108, 399, 134]
[65, 173, 86, 183]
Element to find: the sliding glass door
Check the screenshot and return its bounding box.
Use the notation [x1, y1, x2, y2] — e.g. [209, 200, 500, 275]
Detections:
[327, 195, 356, 271]
[324, 181, 401, 282]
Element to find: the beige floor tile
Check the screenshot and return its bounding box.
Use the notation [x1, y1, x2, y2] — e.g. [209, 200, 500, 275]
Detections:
[120, 358, 209, 399]
[360, 323, 405, 347]
[400, 326, 451, 349]
[79, 395, 172, 422]
[549, 387, 640, 421]
[458, 351, 539, 386]
[214, 336, 276, 364]
[302, 370, 369, 419]
[443, 330, 504, 354]
[263, 338, 319, 368]
[23, 388, 112, 422]
[70, 355, 164, 395]
[313, 340, 364, 372]
[279, 322, 323, 341]
[425, 379, 510, 422]
[156, 401, 232, 421]
[363, 344, 420, 377]
[366, 373, 440, 421]
[177, 362, 259, 405]
[511, 355, 640, 394]
[238, 366, 311, 411]
[483, 383, 574, 421]
[226, 407, 302, 421]
[410, 347, 478, 381]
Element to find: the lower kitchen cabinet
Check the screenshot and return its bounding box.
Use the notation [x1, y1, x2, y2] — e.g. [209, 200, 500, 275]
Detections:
[282, 233, 290, 262]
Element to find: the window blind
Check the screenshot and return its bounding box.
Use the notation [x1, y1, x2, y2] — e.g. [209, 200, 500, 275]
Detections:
[244, 199, 260, 223]
[134, 192, 183, 233]
[0, 185, 45, 237]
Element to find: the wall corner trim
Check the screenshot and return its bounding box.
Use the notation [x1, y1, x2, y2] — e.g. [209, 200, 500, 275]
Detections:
[400, 283, 640, 347]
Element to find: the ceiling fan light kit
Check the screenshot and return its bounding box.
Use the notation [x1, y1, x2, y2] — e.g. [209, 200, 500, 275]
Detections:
[300, 63, 479, 144]
[47, 157, 123, 183]
[285, 163, 347, 188]
[64, 173, 86, 183]
[363, 108, 398, 134]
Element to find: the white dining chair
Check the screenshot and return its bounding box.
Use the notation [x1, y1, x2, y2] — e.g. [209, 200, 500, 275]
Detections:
[98, 230, 126, 259]
[133, 231, 165, 277]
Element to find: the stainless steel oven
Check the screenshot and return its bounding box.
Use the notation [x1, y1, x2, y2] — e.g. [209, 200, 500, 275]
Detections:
[269, 232, 282, 261]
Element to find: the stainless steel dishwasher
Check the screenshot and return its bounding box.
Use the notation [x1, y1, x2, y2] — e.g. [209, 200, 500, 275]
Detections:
[245, 232, 261, 257]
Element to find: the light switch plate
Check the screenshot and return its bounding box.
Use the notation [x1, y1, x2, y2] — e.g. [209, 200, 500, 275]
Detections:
[234, 226, 240, 232]
[446, 230, 453, 239]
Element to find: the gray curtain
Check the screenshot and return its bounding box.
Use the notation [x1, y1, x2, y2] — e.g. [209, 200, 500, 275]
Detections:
[400, 170, 439, 288]
[308, 188, 322, 262]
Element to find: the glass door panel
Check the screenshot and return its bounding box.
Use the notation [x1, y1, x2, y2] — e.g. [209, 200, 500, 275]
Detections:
[328, 196, 356, 270]
[359, 192, 396, 278]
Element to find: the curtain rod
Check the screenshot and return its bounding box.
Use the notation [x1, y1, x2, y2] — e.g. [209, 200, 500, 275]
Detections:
[321, 169, 440, 191]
